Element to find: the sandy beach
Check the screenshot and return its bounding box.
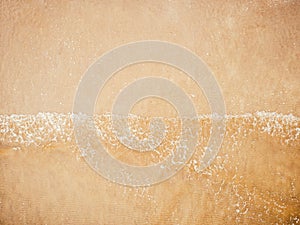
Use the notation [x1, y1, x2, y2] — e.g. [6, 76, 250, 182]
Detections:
[0, 1, 299, 224]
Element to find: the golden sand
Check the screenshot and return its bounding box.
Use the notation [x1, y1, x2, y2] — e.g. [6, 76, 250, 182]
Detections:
[1, 0, 299, 224]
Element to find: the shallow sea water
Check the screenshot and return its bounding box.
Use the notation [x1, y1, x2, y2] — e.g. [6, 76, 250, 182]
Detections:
[0, 112, 299, 224]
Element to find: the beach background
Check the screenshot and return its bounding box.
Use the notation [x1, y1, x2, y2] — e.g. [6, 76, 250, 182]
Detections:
[0, 1, 299, 224]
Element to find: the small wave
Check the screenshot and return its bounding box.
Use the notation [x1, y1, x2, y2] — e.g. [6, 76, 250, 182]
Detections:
[0, 111, 298, 149]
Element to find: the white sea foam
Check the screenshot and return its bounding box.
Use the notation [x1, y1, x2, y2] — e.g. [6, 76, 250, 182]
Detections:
[0, 111, 298, 148]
